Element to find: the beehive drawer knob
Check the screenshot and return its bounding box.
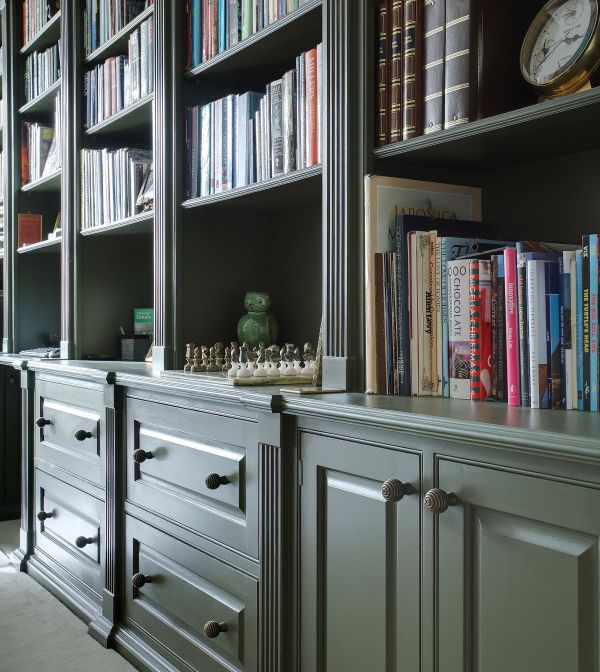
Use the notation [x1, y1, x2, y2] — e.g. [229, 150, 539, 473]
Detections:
[424, 488, 457, 514]
[132, 573, 152, 588]
[381, 479, 413, 502]
[205, 473, 229, 490]
[74, 429, 93, 441]
[37, 511, 52, 521]
[133, 449, 154, 463]
[36, 417, 51, 427]
[204, 621, 227, 638]
[75, 536, 93, 548]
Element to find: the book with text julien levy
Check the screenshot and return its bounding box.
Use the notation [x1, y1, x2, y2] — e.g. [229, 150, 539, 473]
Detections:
[364, 175, 481, 394]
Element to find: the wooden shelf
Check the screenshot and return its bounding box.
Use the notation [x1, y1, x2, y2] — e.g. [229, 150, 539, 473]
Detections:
[20, 11, 61, 55]
[185, 0, 322, 84]
[21, 169, 61, 193]
[19, 79, 60, 115]
[85, 93, 153, 137]
[182, 164, 322, 213]
[85, 5, 154, 65]
[80, 211, 153, 237]
[373, 87, 600, 172]
[17, 237, 61, 254]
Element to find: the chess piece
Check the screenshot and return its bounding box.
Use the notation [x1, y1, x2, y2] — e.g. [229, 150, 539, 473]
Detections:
[184, 342, 196, 372]
[282, 343, 295, 376]
[302, 342, 316, 377]
[254, 343, 267, 377]
[200, 345, 209, 372]
[237, 292, 279, 348]
[265, 348, 279, 377]
[228, 342, 240, 379]
[191, 346, 202, 373]
[223, 347, 231, 373]
[207, 346, 219, 372]
[293, 346, 303, 376]
[243, 341, 256, 374]
[237, 343, 252, 378]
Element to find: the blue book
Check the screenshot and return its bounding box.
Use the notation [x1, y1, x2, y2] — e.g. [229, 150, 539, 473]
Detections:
[576, 249, 584, 410]
[560, 254, 569, 409]
[545, 261, 561, 409]
[590, 233, 598, 411]
[191, 0, 202, 67]
[219, 0, 227, 53]
[234, 92, 262, 188]
[439, 237, 503, 397]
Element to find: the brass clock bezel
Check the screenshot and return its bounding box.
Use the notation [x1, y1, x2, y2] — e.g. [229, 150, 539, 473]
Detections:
[520, 0, 600, 98]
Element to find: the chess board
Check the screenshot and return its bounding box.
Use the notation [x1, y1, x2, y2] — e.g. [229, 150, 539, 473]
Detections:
[162, 370, 315, 386]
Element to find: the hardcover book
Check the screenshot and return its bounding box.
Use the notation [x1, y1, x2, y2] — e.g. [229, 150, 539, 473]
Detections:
[18, 213, 42, 248]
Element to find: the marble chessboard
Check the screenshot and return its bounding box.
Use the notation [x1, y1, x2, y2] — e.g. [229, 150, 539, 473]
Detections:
[162, 370, 315, 386]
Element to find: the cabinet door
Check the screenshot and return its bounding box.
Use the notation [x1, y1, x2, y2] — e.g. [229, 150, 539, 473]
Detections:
[436, 459, 600, 672]
[300, 432, 421, 672]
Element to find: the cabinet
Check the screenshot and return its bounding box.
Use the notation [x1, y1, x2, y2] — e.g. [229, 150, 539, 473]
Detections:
[0, 363, 21, 520]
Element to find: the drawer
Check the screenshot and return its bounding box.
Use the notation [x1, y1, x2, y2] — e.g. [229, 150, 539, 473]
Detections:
[35, 379, 104, 486]
[124, 515, 258, 672]
[126, 397, 259, 558]
[34, 469, 104, 598]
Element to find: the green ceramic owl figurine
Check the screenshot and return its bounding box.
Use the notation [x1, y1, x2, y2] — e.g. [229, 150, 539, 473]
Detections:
[237, 291, 279, 348]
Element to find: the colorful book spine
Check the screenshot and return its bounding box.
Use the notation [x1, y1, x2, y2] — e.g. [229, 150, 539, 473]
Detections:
[496, 254, 507, 401]
[218, 0, 226, 52]
[582, 236, 591, 411]
[561, 251, 574, 409]
[528, 259, 548, 409]
[545, 261, 561, 409]
[417, 230, 432, 395]
[516, 244, 530, 407]
[491, 256, 499, 399]
[479, 260, 492, 401]
[576, 249, 584, 410]
[469, 260, 481, 400]
[429, 232, 440, 396]
[568, 251, 578, 409]
[504, 247, 520, 406]
[448, 259, 470, 399]
[590, 233, 598, 412]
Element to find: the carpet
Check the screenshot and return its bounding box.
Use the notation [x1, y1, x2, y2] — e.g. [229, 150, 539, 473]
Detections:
[0, 571, 136, 671]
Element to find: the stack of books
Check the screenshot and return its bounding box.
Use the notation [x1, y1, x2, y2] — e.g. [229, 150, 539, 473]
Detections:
[25, 40, 61, 102]
[84, 0, 154, 55]
[22, 0, 60, 45]
[186, 0, 314, 69]
[21, 95, 61, 184]
[80, 147, 152, 229]
[84, 15, 154, 128]
[185, 43, 321, 198]
[374, 0, 533, 145]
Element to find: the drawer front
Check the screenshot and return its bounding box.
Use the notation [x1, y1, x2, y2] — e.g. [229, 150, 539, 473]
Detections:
[34, 470, 104, 596]
[35, 379, 104, 486]
[126, 398, 259, 557]
[124, 515, 258, 672]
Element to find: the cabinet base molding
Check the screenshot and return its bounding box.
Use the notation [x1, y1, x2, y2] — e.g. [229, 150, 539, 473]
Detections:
[113, 627, 187, 672]
[88, 613, 116, 649]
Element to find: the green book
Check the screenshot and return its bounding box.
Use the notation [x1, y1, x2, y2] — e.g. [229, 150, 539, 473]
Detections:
[134, 308, 154, 335]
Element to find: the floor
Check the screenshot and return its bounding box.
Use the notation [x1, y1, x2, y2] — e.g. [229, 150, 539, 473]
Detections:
[0, 519, 136, 672]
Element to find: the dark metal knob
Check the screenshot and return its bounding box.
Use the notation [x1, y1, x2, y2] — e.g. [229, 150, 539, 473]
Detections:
[205, 473, 229, 490]
[203, 621, 227, 638]
[424, 488, 457, 514]
[36, 417, 51, 427]
[381, 479, 413, 502]
[132, 573, 152, 588]
[37, 511, 52, 521]
[75, 536, 93, 548]
[74, 429, 92, 441]
[133, 449, 153, 463]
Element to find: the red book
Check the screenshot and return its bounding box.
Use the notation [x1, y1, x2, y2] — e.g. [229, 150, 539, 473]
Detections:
[469, 260, 481, 400]
[18, 214, 42, 248]
[504, 247, 520, 405]
[202, 0, 209, 62]
[470, 260, 493, 401]
[305, 47, 318, 167]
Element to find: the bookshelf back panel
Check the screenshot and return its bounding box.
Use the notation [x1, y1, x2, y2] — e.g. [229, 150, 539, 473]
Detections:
[16, 252, 60, 350]
[180, 205, 322, 363]
[79, 234, 153, 358]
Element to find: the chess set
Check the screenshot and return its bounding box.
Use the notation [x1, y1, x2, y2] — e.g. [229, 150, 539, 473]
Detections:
[178, 341, 319, 386]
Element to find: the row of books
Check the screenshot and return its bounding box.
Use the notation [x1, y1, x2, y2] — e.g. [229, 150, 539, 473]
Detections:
[185, 0, 312, 69]
[80, 147, 152, 229]
[185, 43, 321, 198]
[25, 40, 61, 102]
[22, 0, 60, 46]
[374, 1, 533, 145]
[20, 95, 61, 185]
[84, 15, 155, 129]
[83, 0, 153, 55]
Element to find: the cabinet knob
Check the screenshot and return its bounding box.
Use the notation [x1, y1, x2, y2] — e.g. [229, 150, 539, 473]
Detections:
[424, 488, 457, 514]
[203, 621, 227, 638]
[75, 536, 93, 548]
[133, 449, 154, 464]
[36, 417, 52, 428]
[74, 429, 92, 441]
[205, 473, 229, 490]
[381, 479, 413, 502]
[37, 511, 52, 521]
[131, 573, 152, 588]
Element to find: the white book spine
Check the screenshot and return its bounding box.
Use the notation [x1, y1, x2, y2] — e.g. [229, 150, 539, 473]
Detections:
[527, 259, 547, 409]
[447, 259, 471, 399]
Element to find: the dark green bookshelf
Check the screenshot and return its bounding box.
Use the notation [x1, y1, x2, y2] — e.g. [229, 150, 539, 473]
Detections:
[79, 211, 153, 237]
[84, 93, 153, 137]
[21, 169, 61, 193]
[19, 10, 60, 55]
[16, 237, 60, 254]
[18, 79, 60, 115]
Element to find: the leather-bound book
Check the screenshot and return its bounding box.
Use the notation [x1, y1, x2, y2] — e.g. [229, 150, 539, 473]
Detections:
[423, 0, 445, 135]
[375, 0, 390, 146]
[389, 0, 403, 143]
[402, 0, 423, 140]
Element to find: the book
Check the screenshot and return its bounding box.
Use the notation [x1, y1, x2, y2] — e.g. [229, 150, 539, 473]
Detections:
[504, 247, 520, 406]
[375, 0, 390, 146]
[496, 253, 507, 401]
[402, 0, 422, 140]
[527, 259, 549, 409]
[545, 261, 561, 410]
[389, 0, 403, 143]
[582, 236, 591, 410]
[447, 258, 470, 399]
[470, 260, 492, 401]
[423, 0, 444, 134]
[443, 0, 474, 129]
[590, 233, 599, 412]
[566, 250, 577, 410]
[18, 213, 43, 248]
[576, 249, 584, 410]
[364, 175, 481, 394]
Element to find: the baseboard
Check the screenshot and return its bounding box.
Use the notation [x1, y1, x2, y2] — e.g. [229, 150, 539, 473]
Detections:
[113, 627, 185, 672]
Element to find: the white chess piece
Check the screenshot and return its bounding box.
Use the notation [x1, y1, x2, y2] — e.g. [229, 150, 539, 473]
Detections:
[254, 361, 267, 377]
[267, 361, 280, 377]
[228, 362, 239, 379]
[301, 361, 314, 378]
[237, 362, 251, 378]
[283, 360, 295, 376]
[293, 359, 302, 376]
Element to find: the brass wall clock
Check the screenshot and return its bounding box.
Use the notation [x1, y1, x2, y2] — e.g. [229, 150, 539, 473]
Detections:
[520, 0, 600, 99]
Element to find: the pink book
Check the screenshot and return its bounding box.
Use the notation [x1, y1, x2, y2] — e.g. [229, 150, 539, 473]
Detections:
[504, 247, 520, 406]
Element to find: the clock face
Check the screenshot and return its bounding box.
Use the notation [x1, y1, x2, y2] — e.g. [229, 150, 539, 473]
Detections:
[524, 0, 598, 85]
